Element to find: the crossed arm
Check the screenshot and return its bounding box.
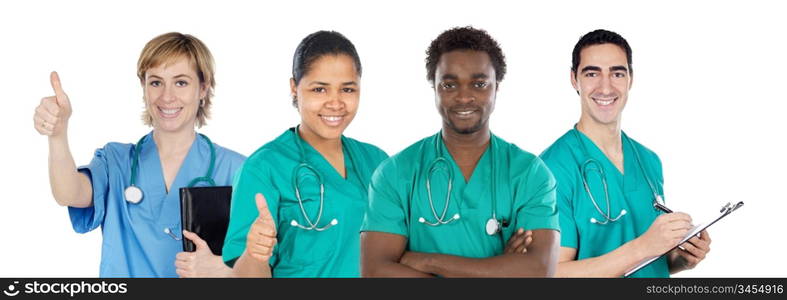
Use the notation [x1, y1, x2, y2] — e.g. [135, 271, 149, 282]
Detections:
[361, 229, 559, 277]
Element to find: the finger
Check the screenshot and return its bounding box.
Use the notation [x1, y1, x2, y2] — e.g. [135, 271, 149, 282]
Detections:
[505, 229, 524, 249]
[38, 126, 54, 136]
[174, 259, 191, 270]
[175, 252, 190, 262]
[252, 223, 277, 237]
[668, 220, 694, 231]
[255, 193, 274, 221]
[506, 237, 525, 254]
[249, 246, 273, 258]
[253, 237, 277, 248]
[50, 71, 68, 101]
[524, 235, 533, 247]
[40, 99, 61, 117]
[687, 236, 710, 252]
[182, 230, 210, 250]
[666, 212, 692, 224]
[175, 268, 190, 278]
[680, 240, 707, 260]
[700, 230, 711, 243]
[249, 252, 270, 262]
[34, 110, 58, 125]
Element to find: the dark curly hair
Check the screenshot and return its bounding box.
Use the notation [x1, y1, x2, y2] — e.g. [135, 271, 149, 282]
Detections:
[425, 26, 506, 84]
[291, 30, 362, 107]
[571, 29, 632, 77]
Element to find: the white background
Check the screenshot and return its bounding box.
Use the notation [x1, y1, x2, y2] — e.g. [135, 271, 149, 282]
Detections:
[1, 0, 784, 277]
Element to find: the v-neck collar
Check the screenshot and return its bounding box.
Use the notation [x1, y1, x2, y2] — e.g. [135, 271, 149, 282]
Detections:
[436, 134, 492, 185]
[140, 131, 201, 196]
[293, 128, 354, 185]
[572, 128, 638, 192]
[434, 132, 494, 209]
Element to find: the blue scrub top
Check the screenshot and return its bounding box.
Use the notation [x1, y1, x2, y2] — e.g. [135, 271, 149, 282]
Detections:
[540, 128, 668, 278]
[68, 131, 246, 277]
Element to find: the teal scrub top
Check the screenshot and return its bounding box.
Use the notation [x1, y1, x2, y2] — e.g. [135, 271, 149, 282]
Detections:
[69, 132, 246, 277]
[540, 128, 668, 278]
[222, 127, 388, 278]
[361, 132, 559, 258]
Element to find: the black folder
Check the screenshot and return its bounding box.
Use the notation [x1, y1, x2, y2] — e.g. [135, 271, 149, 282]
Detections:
[179, 186, 233, 255]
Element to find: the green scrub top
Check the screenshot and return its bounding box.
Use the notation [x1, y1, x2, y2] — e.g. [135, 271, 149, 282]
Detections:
[361, 132, 559, 258]
[222, 127, 388, 277]
[540, 128, 668, 278]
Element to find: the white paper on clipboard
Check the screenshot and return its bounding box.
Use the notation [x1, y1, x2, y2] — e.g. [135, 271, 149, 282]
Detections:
[624, 201, 744, 277]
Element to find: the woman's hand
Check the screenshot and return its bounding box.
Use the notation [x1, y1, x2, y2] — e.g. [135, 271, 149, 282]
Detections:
[34, 71, 72, 138]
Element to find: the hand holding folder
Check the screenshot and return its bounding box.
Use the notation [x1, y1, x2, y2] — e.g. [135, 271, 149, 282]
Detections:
[179, 186, 233, 255]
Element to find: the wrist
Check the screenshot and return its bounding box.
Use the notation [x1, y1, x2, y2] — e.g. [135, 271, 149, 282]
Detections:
[628, 237, 650, 260]
[48, 130, 69, 145]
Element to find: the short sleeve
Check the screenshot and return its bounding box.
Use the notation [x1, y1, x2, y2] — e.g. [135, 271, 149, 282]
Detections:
[68, 147, 109, 234]
[360, 158, 408, 237]
[548, 159, 579, 248]
[222, 158, 281, 267]
[513, 157, 560, 232]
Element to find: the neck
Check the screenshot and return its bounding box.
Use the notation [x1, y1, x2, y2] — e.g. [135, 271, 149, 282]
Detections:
[442, 125, 490, 163]
[443, 127, 491, 154]
[298, 125, 342, 157]
[152, 128, 196, 156]
[576, 116, 622, 156]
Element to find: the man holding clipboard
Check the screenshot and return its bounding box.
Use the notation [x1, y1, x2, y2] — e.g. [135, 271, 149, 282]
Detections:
[539, 29, 712, 277]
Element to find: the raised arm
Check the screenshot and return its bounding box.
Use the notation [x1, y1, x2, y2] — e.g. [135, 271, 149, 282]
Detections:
[34, 71, 92, 208]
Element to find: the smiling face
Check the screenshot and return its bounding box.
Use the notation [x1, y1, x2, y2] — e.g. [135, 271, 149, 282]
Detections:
[434, 50, 497, 135]
[572, 43, 632, 126]
[291, 54, 360, 141]
[142, 57, 207, 134]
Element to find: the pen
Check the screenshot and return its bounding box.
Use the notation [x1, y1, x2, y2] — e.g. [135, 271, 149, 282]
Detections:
[653, 202, 673, 213]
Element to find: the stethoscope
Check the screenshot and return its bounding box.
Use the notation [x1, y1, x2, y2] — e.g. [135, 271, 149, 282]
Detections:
[418, 132, 502, 236]
[572, 128, 663, 225]
[122, 133, 217, 239]
[289, 126, 365, 231]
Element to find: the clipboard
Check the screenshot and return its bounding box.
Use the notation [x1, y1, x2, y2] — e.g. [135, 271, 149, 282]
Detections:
[624, 201, 744, 277]
[179, 186, 233, 255]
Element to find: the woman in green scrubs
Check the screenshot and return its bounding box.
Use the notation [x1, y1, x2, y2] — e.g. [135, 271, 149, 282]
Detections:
[222, 31, 388, 277]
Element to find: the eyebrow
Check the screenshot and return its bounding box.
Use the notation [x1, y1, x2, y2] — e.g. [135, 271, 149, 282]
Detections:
[440, 74, 458, 81]
[610, 65, 629, 72]
[581, 65, 629, 73]
[580, 66, 602, 73]
[147, 74, 193, 80]
[472, 73, 489, 80]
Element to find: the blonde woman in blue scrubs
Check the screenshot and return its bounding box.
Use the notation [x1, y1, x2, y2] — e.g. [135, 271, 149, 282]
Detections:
[33, 32, 245, 277]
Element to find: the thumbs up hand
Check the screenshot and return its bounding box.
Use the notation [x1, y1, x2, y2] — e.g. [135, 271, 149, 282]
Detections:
[245, 193, 278, 263]
[34, 71, 73, 137]
[175, 230, 232, 277]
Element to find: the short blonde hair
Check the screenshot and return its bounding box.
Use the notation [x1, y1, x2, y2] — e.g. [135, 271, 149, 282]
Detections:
[137, 32, 215, 128]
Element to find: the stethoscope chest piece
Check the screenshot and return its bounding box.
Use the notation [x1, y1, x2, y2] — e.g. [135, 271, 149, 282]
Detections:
[124, 185, 143, 204]
[485, 218, 500, 236]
